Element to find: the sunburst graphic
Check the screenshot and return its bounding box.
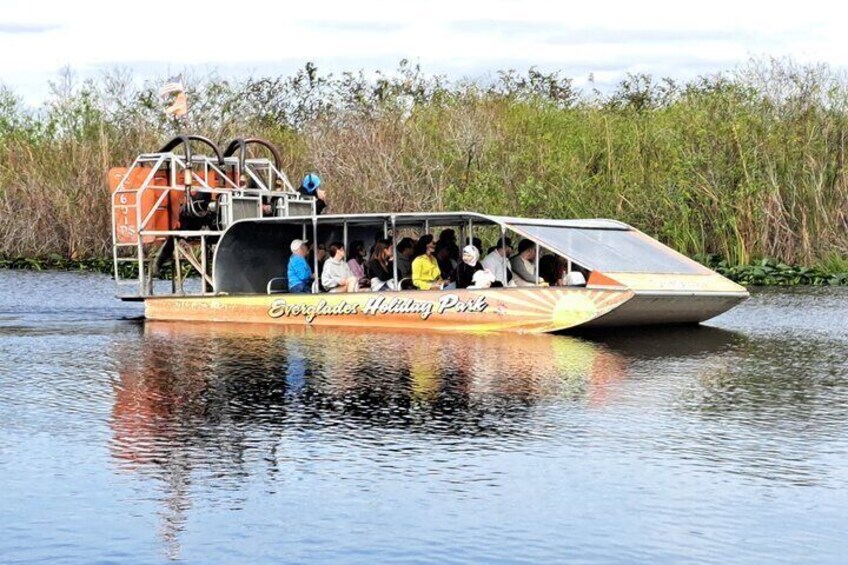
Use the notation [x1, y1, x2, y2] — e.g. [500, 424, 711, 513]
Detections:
[437, 288, 634, 333]
[551, 293, 601, 328]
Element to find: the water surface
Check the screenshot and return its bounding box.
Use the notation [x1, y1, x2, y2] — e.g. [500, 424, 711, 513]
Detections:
[1, 270, 847, 563]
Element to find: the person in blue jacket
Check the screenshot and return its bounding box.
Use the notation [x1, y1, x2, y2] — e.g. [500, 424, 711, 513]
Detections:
[299, 173, 327, 214]
[287, 239, 313, 293]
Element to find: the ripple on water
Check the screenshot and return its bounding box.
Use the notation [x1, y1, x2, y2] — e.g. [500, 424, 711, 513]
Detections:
[2, 271, 848, 562]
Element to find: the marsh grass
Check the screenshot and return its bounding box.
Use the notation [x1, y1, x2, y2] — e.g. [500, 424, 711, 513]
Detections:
[0, 58, 846, 273]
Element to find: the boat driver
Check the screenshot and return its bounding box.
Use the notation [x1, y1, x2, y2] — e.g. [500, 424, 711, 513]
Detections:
[299, 173, 328, 214]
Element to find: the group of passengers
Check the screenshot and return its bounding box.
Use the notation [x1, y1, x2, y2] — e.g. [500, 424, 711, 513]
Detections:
[287, 228, 580, 294]
[287, 237, 397, 294]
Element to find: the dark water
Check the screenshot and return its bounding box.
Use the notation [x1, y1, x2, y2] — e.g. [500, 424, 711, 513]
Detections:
[1, 270, 847, 563]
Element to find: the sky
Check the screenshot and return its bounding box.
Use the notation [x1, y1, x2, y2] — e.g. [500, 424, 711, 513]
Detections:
[1, 0, 847, 103]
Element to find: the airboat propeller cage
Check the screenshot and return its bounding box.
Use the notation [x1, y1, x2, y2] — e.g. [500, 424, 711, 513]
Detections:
[108, 134, 317, 296]
[159, 134, 225, 166]
[224, 138, 284, 178]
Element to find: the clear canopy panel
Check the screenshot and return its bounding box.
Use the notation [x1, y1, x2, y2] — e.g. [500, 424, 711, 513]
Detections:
[511, 224, 707, 275]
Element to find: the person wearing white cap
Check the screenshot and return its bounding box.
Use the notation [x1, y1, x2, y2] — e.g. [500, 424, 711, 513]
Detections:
[287, 239, 313, 293]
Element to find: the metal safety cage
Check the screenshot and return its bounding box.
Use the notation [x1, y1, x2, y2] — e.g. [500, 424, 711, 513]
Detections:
[110, 150, 315, 300]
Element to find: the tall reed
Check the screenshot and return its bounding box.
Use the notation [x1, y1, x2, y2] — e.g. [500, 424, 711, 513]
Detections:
[0, 59, 846, 268]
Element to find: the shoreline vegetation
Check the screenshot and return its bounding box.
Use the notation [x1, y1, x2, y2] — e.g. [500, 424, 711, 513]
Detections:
[0, 58, 846, 286]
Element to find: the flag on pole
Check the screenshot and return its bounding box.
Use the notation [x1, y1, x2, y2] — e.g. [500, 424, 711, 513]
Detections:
[165, 91, 188, 118]
[159, 75, 184, 97]
[159, 75, 188, 118]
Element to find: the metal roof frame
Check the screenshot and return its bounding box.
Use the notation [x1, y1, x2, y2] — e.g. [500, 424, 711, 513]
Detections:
[224, 211, 630, 230]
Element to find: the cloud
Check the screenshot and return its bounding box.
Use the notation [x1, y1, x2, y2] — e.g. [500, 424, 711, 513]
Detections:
[0, 23, 61, 34]
[449, 19, 753, 45]
[545, 28, 749, 46]
[304, 20, 408, 33]
[448, 19, 561, 36]
[1, 0, 848, 104]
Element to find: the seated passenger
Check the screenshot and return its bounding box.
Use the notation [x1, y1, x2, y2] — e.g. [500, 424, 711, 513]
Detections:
[435, 241, 456, 283]
[347, 240, 369, 287]
[563, 270, 587, 286]
[287, 239, 313, 293]
[411, 235, 445, 290]
[321, 242, 359, 293]
[395, 237, 415, 280]
[455, 245, 484, 289]
[538, 254, 559, 286]
[481, 237, 514, 286]
[471, 237, 483, 255]
[437, 228, 460, 262]
[367, 239, 395, 291]
[510, 239, 539, 286]
[308, 242, 328, 292]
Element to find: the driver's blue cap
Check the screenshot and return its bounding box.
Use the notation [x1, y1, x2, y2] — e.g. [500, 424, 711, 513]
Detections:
[302, 173, 321, 194]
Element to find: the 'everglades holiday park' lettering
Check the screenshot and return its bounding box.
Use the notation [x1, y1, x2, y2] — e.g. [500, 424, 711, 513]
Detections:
[267, 294, 489, 323]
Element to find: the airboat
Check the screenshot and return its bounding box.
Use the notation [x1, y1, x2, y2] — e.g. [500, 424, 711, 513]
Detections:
[109, 135, 748, 333]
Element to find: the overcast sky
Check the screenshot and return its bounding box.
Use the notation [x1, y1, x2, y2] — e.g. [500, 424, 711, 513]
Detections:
[2, 0, 847, 103]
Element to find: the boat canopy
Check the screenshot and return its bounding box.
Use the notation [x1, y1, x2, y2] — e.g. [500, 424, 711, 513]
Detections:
[213, 212, 707, 294]
[506, 221, 707, 275]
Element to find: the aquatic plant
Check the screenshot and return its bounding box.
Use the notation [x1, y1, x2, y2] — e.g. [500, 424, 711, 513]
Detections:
[696, 255, 848, 286]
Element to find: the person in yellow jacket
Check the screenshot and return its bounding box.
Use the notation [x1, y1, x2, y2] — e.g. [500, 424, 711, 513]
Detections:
[411, 234, 446, 290]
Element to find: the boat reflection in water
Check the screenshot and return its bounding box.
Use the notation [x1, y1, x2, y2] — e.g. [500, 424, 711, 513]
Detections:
[110, 322, 631, 458]
[108, 320, 739, 557]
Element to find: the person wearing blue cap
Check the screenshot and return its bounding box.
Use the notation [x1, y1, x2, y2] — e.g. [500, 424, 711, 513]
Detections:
[298, 172, 327, 214]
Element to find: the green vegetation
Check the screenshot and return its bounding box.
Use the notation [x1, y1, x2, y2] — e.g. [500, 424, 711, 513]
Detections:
[0, 58, 846, 285]
[0, 255, 114, 272]
[697, 256, 848, 286]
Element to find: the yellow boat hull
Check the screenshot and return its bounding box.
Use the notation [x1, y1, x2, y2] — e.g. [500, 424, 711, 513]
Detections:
[144, 287, 635, 334]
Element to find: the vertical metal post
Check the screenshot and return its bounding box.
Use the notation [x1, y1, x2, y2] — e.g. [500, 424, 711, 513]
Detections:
[468, 219, 473, 246]
[201, 235, 208, 295]
[137, 235, 146, 296]
[534, 243, 540, 285]
[173, 240, 182, 295]
[383, 220, 388, 238]
[312, 217, 319, 293]
[391, 215, 398, 291]
[424, 219, 430, 233]
[343, 219, 348, 251]
[110, 190, 119, 282]
[500, 225, 507, 286]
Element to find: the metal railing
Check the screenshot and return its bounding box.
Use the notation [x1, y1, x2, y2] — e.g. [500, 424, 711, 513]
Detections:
[111, 152, 314, 299]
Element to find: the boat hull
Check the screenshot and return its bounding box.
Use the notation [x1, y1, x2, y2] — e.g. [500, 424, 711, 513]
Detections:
[582, 290, 748, 327]
[582, 272, 749, 326]
[144, 287, 635, 334]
